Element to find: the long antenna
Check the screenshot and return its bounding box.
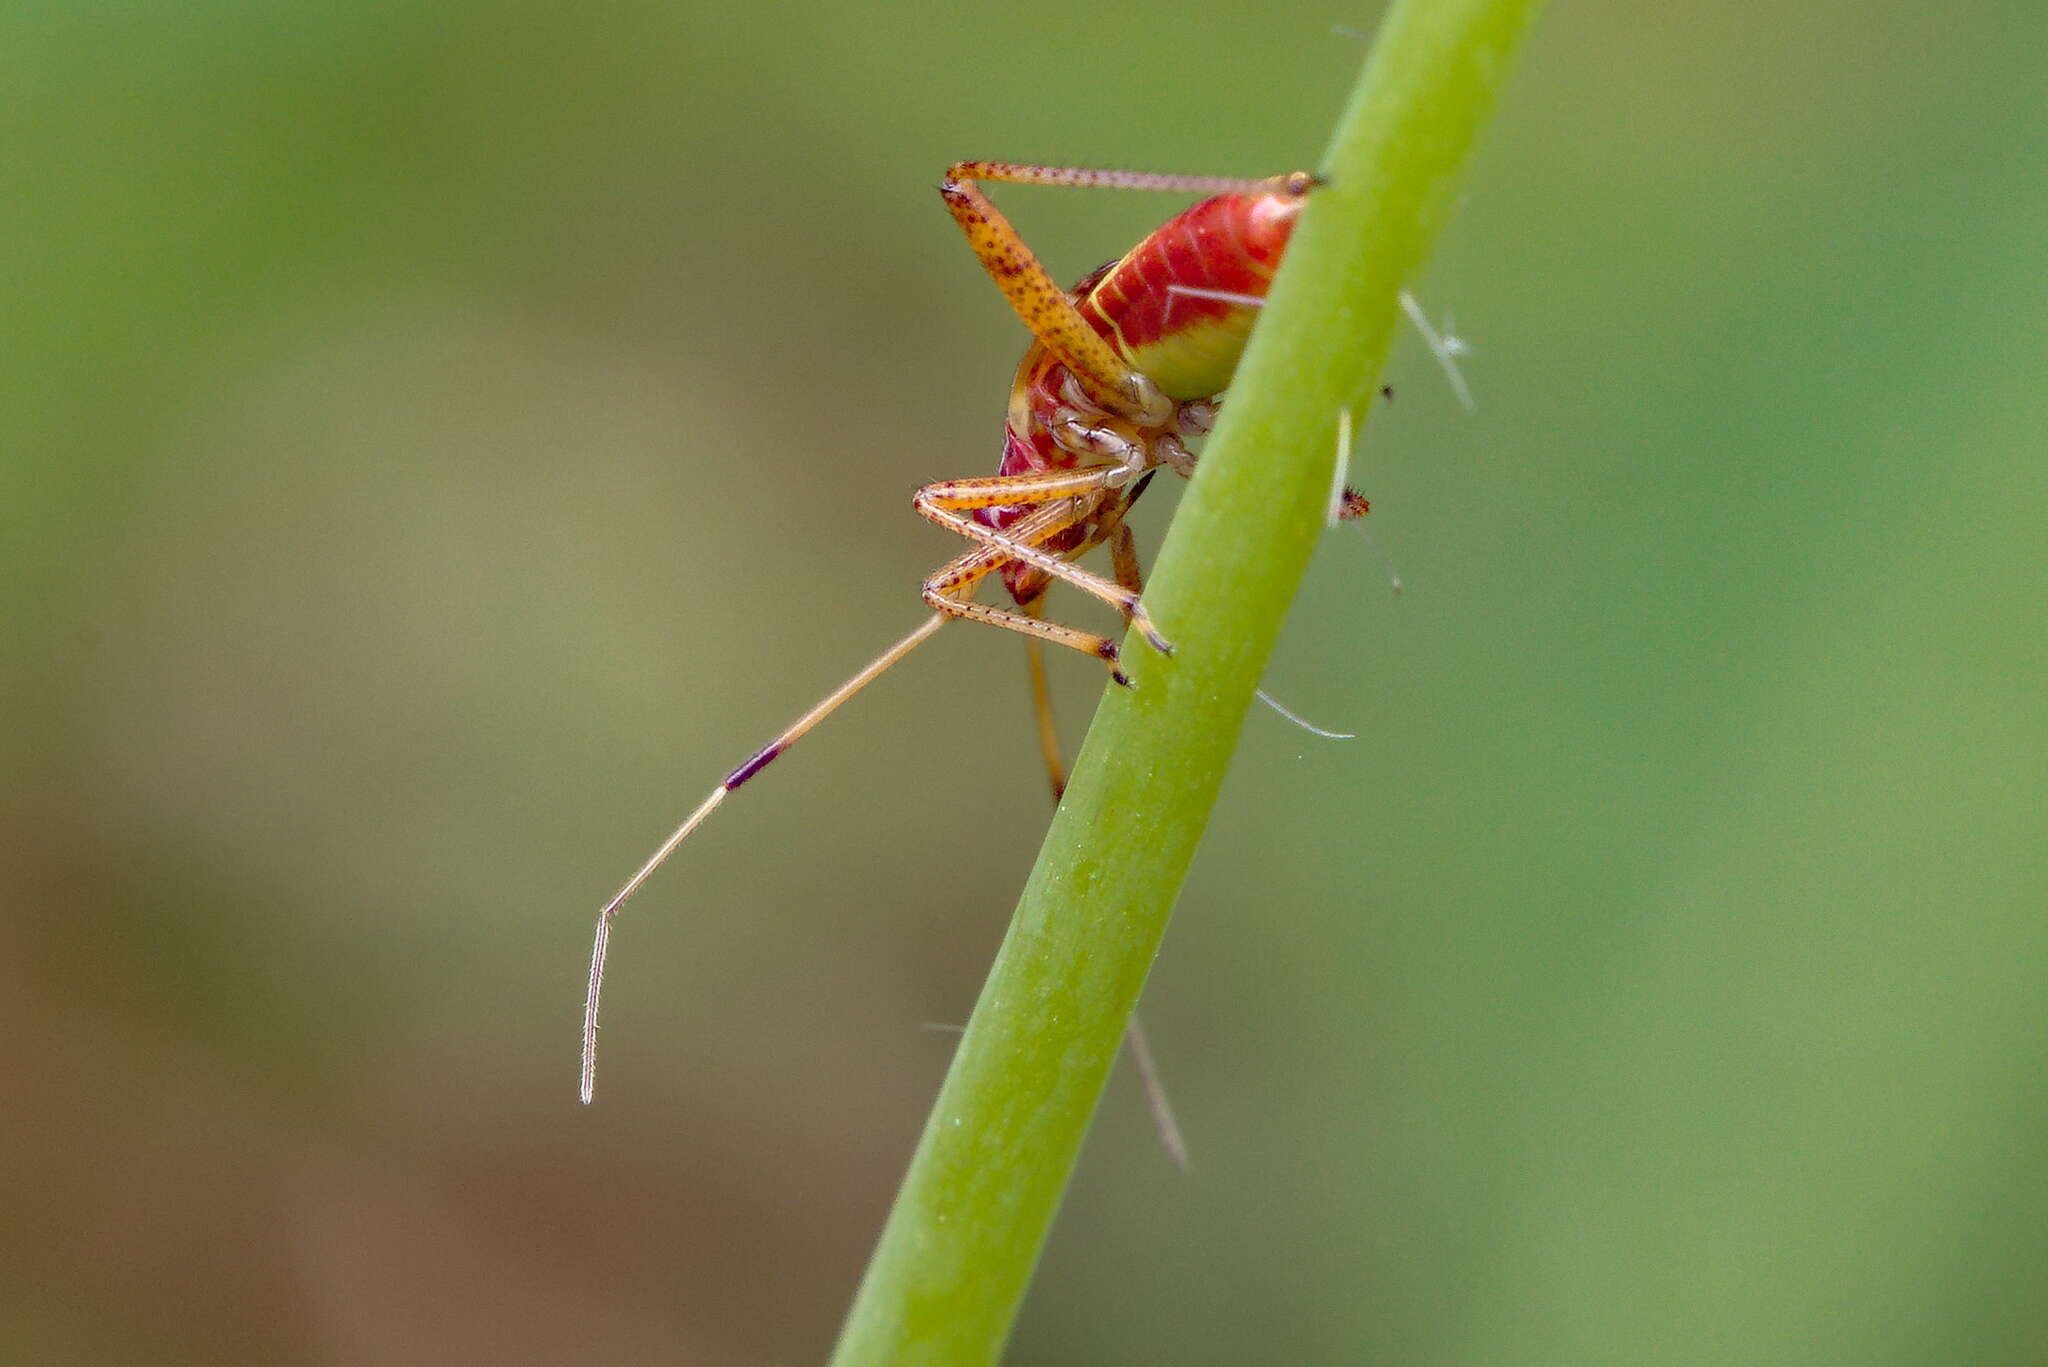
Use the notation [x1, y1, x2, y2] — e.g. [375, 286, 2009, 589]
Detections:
[580, 611, 949, 1103]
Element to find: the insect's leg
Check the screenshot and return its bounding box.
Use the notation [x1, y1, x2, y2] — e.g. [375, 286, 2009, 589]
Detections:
[924, 539, 1138, 685]
[914, 469, 1173, 656]
[1004, 490, 1147, 799]
[1109, 520, 1144, 595]
[940, 173, 1158, 420]
[949, 163, 1316, 198]
[940, 163, 1314, 422]
[1017, 598, 1069, 803]
[579, 609, 954, 1104]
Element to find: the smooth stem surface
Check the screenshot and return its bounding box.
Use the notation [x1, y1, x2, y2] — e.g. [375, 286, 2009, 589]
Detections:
[828, 2, 1547, 1362]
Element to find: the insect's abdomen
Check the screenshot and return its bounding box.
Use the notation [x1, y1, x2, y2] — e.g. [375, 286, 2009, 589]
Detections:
[1079, 190, 1303, 401]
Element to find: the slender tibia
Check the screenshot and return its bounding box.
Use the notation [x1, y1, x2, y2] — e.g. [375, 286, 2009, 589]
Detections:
[580, 610, 949, 1104]
[1018, 601, 1068, 802]
[924, 564, 1132, 684]
[945, 162, 1315, 200]
[914, 470, 1173, 655]
[914, 496, 1130, 679]
[917, 492, 1144, 623]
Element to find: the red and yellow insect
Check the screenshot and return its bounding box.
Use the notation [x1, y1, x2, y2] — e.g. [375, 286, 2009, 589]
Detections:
[580, 162, 1371, 1104]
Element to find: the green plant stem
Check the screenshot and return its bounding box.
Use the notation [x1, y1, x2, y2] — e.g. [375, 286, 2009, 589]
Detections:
[827, 3, 1546, 1362]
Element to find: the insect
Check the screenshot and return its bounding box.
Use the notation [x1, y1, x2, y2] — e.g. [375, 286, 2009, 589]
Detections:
[579, 162, 1373, 1104]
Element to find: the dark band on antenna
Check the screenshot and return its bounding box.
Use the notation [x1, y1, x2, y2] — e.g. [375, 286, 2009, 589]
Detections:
[725, 743, 782, 790]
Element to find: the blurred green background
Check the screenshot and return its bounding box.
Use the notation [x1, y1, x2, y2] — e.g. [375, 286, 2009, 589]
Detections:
[7, 1, 2044, 1362]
